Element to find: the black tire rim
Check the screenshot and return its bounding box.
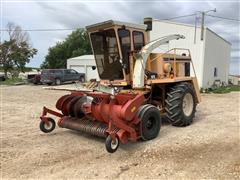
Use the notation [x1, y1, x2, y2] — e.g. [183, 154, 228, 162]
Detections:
[146, 116, 155, 130]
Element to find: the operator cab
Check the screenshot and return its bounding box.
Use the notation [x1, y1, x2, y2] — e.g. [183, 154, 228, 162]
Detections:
[86, 20, 147, 86]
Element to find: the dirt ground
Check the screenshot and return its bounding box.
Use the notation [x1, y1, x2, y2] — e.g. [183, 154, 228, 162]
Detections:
[1, 85, 240, 179]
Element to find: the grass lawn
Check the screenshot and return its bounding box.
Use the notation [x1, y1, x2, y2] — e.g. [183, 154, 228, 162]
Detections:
[0, 77, 25, 86]
[208, 85, 240, 94]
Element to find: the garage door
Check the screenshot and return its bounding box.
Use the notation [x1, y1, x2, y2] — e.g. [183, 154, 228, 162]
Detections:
[70, 65, 85, 74]
[86, 66, 99, 81]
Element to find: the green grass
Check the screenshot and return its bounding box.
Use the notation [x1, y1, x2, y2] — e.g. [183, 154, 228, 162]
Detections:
[211, 87, 231, 94]
[0, 77, 25, 85]
[207, 85, 240, 94]
[228, 85, 240, 91]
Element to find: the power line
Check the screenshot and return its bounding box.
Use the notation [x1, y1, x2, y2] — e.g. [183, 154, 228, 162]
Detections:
[1, 16, 195, 31]
[0, 13, 239, 32]
[162, 13, 196, 20]
[0, 14, 197, 32]
[206, 14, 240, 22]
[0, 28, 82, 32]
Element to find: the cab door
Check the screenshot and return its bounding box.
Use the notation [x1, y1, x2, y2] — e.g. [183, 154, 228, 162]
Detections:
[118, 29, 131, 75]
[70, 69, 80, 80]
[63, 69, 72, 82]
[65, 69, 79, 81]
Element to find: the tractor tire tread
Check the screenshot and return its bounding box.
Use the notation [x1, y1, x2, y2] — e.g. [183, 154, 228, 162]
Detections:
[165, 82, 196, 127]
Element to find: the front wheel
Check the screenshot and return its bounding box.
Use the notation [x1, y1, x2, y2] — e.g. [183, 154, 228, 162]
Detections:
[105, 135, 119, 153]
[39, 118, 56, 133]
[138, 105, 161, 140]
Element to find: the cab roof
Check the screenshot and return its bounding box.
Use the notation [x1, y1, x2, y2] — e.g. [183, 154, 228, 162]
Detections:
[86, 20, 147, 32]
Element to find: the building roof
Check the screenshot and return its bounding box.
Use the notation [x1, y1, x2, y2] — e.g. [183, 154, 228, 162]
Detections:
[68, 55, 94, 61]
[153, 19, 199, 29]
[153, 19, 231, 45]
[229, 75, 240, 78]
[86, 20, 147, 32]
[206, 28, 231, 45]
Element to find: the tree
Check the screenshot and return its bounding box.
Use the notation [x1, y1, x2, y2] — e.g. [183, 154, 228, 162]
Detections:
[41, 28, 92, 69]
[0, 23, 37, 77]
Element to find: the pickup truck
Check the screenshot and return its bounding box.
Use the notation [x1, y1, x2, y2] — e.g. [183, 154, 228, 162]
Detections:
[41, 69, 85, 85]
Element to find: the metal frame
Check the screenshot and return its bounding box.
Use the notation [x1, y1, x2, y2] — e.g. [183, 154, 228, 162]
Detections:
[40, 91, 146, 144]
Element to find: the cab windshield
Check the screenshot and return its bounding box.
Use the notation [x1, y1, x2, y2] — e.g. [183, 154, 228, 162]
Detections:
[90, 29, 124, 80]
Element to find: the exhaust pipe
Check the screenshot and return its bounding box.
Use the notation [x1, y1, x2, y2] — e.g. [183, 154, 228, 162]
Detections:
[144, 17, 152, 31]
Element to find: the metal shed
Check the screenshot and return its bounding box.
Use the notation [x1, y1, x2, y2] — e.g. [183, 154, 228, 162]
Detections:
[149, 19, 231, 89]
[67, 55, 99, 81]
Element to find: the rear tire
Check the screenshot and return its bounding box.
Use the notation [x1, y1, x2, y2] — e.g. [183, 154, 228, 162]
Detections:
[79, 76, 85, 83]
[165, 82, 196, 127]
[138, 105, 161, 140]
[55, 78, 61, 85]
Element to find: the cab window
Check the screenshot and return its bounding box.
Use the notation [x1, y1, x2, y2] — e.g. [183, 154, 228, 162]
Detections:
[133, 31, 144, 51]
[118, 29, 131, 74]
[70, 69, 78, 74]
[90, 29, 123, 80]
[65, 70, 71, 74]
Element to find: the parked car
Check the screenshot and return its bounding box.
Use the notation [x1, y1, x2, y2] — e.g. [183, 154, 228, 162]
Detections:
[41, 69, 85, 85]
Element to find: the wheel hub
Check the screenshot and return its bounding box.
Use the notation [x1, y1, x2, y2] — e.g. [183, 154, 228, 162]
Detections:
[146, 117, 154, 129]
[43, 122, 53, 130]
[110, 138, 118, 149]
[182, 93, 194, 116]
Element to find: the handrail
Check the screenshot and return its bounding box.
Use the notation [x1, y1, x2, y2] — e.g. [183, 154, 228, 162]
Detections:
[147, 48, 198, 79]
[133, 35, 185, 88]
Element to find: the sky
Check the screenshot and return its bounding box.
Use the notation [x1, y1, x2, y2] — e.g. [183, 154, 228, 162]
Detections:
[0, 0, 239, 74]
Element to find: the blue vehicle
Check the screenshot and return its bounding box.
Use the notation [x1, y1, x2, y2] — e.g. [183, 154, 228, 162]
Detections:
[41, 69, 85, 85]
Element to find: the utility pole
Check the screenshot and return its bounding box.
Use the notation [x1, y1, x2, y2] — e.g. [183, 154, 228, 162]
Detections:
[199, 8, 216, 41]
[200, 12, 205, 40]
[194, 15, 200, 44]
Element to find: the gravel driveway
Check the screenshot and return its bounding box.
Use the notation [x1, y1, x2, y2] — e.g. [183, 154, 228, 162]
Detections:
[1, 85, 239, 179]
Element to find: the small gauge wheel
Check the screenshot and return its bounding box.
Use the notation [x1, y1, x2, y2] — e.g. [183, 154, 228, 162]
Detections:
[39, 117, 56, 133]
[105, 135, 120, 153]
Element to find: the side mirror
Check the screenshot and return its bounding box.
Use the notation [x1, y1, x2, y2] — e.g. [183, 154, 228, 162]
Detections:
[92, 66, 96, 70]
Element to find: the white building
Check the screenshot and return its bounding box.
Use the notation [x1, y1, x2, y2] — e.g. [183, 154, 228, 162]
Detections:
[67, 55, 99, 81]
[229, 75, 240, 85]
[149, 19, 231, 88]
